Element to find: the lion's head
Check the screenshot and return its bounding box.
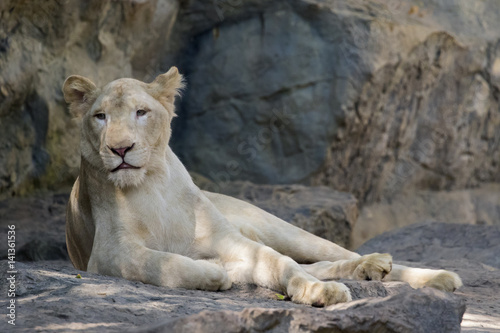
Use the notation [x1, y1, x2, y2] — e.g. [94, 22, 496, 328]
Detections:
[62, 67, 184, 188]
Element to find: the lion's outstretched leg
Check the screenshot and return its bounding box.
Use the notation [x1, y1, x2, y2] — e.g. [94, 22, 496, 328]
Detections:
[301, 253, 393, 281]
[87, 234, 232, 291]
[297, 249, 461, 292]
[383, 264, 463, 292]
[205, 192, 361, 262]
[206, 192, 462, 292]
[207, 192, 393, 283]
[302, 260, 462, 292]
[219, 236, 352, 306]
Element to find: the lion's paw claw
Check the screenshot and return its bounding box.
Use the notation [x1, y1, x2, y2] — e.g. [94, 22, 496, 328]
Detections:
[353, 253, 393, 281]
[424, 270, 463, 292]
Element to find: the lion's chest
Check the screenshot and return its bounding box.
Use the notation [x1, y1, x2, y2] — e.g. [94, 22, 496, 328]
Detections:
[124, 190, 197, 255]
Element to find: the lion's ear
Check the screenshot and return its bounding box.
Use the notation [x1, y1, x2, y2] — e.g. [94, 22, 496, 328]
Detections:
[62, 75, 98, 118]
[148, 66, 185, 111]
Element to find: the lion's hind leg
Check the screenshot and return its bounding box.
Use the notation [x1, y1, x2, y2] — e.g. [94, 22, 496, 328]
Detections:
[384, 264, 463, 292]
[301, 255, 462, 292]
[301, 253, 393, 281]
[220, 237, 352, 306]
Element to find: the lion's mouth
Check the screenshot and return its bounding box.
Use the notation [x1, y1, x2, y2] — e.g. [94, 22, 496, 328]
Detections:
[111, 162, 140, 172]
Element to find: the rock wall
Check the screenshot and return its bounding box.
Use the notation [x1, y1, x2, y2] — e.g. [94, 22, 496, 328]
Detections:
[172, 0, 500, 203]
[1, 0, 499, 203]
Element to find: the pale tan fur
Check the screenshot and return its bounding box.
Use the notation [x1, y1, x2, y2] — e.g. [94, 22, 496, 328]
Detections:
[63, 68, 462, 306]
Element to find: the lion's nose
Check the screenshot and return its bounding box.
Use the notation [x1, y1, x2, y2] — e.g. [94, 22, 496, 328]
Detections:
[109, 144, 134, 158]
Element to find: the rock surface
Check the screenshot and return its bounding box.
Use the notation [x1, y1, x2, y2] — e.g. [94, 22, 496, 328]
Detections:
[1, 191, 499, 332]
[0, 260, 464, 333]
[0, 190, 69, 261]
[358, 222, 500, 332]
[1, 0, 500, 204]
[352, 182, 500, 248]
[145, 288, 463, 333]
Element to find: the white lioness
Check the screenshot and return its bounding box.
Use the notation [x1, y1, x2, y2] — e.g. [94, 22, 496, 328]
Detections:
[63, 67, 462, 306]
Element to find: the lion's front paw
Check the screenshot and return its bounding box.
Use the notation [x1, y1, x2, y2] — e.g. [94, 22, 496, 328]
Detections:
[424, 270, 463, 292]
[197, 259, 232, 291]
[352, 253, 392, 281]
[288, 278, 352, 307]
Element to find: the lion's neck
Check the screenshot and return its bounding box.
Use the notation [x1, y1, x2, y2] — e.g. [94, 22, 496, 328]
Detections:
[80, 157, 112, 188]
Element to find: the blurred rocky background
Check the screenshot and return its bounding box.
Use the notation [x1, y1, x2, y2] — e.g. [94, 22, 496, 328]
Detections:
[1, 0, 499, 246]
[1, 0, 500, 331]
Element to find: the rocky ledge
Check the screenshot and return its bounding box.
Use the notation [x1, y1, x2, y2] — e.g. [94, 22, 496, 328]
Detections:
[1, 191, 499, 332]
[0, 260, 464, 333]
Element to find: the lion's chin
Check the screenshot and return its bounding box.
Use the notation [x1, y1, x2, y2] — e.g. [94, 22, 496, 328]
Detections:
[108, 168, 146, 188]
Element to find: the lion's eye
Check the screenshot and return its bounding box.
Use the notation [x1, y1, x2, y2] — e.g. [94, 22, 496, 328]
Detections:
[94, 113, 106, 120]
[136, 109, 147, 117]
